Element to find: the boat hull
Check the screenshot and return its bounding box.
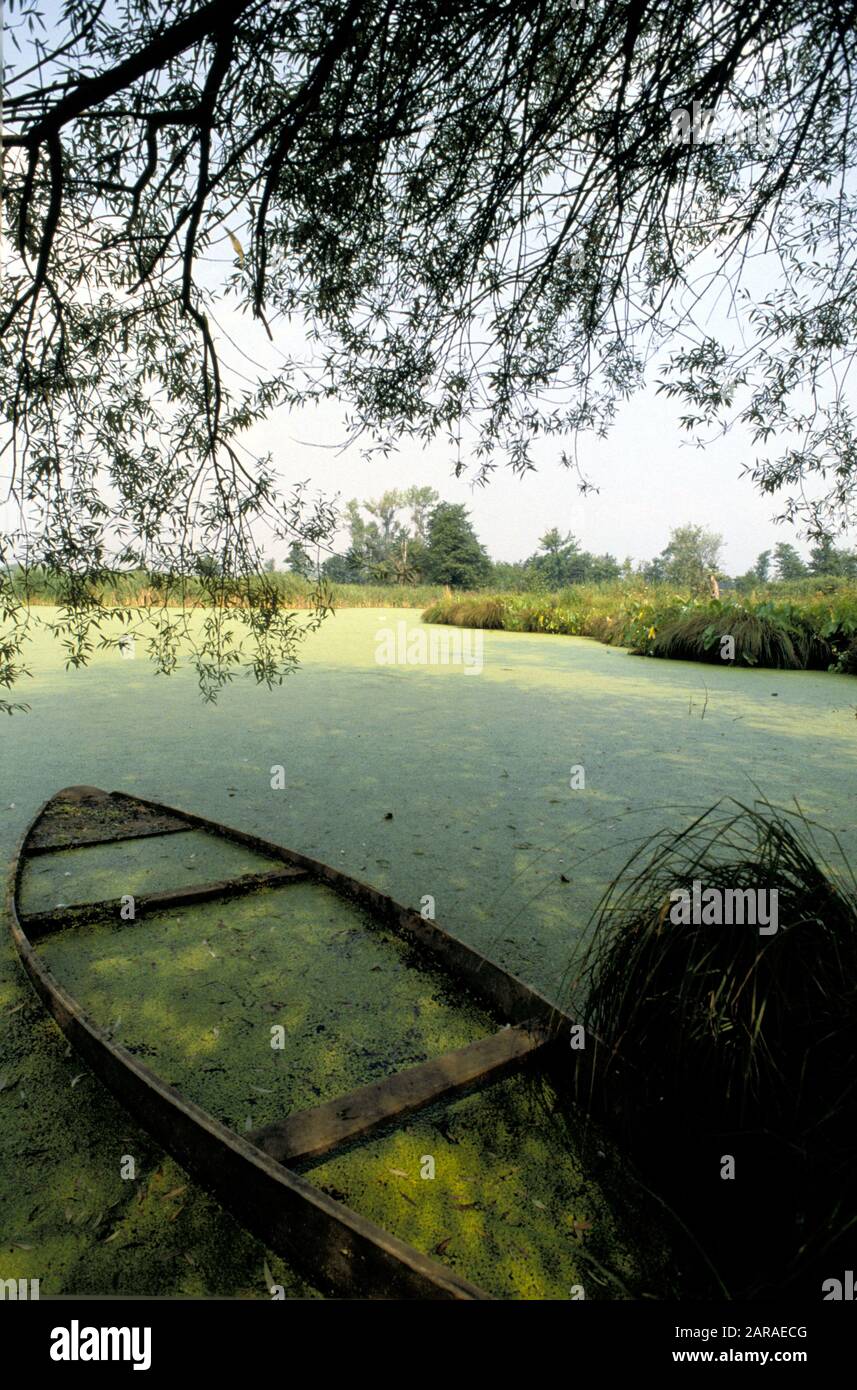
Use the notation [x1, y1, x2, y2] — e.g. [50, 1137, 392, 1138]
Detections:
[8, 787, 574, 1299]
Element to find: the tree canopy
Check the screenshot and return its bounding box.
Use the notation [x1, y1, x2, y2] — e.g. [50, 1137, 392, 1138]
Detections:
[3, 0, 857, 695]
[422, 503, 490, 588]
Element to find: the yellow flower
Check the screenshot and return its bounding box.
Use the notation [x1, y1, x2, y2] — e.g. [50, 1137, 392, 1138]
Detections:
[647, 625, 656, 638]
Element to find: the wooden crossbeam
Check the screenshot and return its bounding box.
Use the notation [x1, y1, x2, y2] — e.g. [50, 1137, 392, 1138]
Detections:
[22, 865, 308, 940]
[247, 1021, 549, 1165]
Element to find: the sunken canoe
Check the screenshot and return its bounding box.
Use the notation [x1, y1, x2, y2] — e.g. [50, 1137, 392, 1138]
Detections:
[7, 786, 654, 1300]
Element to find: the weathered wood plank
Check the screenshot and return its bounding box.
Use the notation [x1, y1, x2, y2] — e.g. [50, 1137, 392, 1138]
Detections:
[22, 865, 308, 940]
[28, 785, 191, 852]
[27, 823, 194, 856]
[248, 1021, 549, 1164]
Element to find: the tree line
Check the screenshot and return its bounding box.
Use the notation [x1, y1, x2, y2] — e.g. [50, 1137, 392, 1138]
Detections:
[279, 499, 857, 592]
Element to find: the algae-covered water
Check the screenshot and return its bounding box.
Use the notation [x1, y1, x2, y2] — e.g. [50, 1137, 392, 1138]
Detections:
[1, 609, 855, 1296]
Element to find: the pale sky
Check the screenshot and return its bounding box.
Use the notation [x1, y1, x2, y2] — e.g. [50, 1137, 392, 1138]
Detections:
[249, 374, 801, 573]
[214, 290, 821, 574]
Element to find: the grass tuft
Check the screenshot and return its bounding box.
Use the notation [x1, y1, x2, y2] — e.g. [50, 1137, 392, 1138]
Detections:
[567, 802, 857, 1297]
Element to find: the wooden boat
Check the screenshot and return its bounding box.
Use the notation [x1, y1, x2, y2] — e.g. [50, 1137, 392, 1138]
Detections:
[7, 786, 667, 1300]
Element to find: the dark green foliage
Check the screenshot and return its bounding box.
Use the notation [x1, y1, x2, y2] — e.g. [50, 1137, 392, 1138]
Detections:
[837, 636, 857, 675]
[809, 538, 857, 578]
[526, 530, 621, 587]
[644, 605, 832, 669]
[571, 803, 857, 1297]
[286, 542, 313, 578]
[422, 504, 490, 589]
[773, 542, 807, 581]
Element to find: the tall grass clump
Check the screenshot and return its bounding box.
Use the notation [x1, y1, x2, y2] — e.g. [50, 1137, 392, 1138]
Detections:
[644, 601, 833, 668]
[569, 803, 857, 1298]
[422, 596, 508, 628]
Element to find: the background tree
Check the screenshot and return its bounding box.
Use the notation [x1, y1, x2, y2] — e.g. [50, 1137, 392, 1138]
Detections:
[403, 487, 441, 545]
[527, 529, 620, 587]
[641, 555, 668, 585]
[657, 525, 723, 592]
[754, 551, 772, 584]
[586, 552, 622, 584]
[423, 504, 490, 588]
[808, 537, 857, 578]
[529, 530, 583, 588]
[363, 492, 408, 548]
[773, 542, 807, 581]
[286, 541, 313, 578]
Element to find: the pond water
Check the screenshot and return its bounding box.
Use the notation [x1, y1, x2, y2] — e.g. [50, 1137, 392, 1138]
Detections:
[1, 607, 854, 1295]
